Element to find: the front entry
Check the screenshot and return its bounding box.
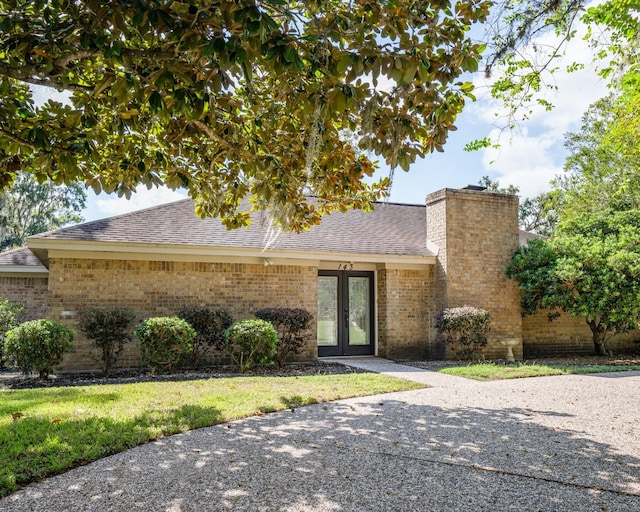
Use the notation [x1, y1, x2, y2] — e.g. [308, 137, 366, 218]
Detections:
[317, 270, 375, 357]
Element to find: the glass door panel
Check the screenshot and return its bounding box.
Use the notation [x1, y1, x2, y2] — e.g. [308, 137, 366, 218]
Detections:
[317, 275, 338, 347]
[348, 277, 370, 346]
[318, 270, 374, 357]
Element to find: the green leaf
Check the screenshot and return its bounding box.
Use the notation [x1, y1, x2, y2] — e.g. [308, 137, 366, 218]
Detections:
[149, 91, 164, 112]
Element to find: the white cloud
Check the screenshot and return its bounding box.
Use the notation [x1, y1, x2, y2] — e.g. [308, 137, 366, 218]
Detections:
[468, 4, 612, 198]
[481, 127, 563, 197]
[470, 10, 609, 137]
[95, 185, 187, 217]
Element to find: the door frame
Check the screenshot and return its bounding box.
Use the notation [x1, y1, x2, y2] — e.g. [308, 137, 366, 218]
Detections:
[317, 270, 375, 357]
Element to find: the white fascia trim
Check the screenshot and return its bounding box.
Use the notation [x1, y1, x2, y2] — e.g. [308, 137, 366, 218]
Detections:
[0, 266, 49, 276]
[28, 239, 436, 266]
[426, 240, 440, 256]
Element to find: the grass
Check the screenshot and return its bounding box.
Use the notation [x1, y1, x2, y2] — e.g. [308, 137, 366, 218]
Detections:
[440, 362, 640, 381]
[0, 373, 421, 498]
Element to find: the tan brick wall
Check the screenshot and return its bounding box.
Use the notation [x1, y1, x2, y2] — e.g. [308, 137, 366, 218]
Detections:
[377, 267, 433, 359]
[0, 276, 49, 321]
[426, 189, 523, 360]
[47, 258, 318, 371]
[523, 310, 640, 357]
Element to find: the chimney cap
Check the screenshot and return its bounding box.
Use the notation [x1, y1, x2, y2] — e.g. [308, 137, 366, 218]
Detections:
[461, 185, 487, 191]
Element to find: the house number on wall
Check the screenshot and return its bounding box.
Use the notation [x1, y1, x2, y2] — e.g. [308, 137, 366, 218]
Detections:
[337, 262, 354, 270]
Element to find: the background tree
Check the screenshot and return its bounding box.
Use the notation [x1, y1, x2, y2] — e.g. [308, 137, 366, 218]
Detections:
[505, 210, 640, 355]
[0, 0, 491, 231]
[484, 0, 638, 127]
[518, 191, 559, 236]
[551, 83, 639, 223]
[0, 173, 85, 251]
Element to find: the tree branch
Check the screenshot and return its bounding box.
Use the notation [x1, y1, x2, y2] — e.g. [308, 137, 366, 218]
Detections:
[192, 120, 233, 149]
[0, 129, 36, 151]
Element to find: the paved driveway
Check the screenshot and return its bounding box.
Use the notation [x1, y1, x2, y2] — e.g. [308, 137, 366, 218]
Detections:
[2, 362, 639, 511]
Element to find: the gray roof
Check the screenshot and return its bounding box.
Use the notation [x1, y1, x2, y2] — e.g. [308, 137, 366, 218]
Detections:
[0, 247, 46, 267]
[519, 230, 547, 246]
[30, 199, 434, 257]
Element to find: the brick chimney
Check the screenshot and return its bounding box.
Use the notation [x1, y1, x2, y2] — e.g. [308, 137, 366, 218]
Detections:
[426, 188, 523, 359]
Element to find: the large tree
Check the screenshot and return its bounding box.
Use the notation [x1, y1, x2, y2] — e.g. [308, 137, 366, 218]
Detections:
[0, 0, 635, 230]
[0, 173, 85, 250]
[506, 210, 640, 355]
[0, 0, 491, 230]
[555, 82, 640, 220]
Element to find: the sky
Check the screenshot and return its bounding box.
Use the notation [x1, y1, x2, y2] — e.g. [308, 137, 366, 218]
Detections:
[79, 11, 610, 222]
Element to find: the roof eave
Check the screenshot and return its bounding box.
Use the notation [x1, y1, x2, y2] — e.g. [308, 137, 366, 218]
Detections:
[0, 265, 48, 276]
[26, 238, 436, 266]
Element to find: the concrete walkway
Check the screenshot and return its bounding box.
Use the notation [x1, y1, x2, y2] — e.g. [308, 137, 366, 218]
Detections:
[322, 356, 473, 388]
[2, 359, 639, 511]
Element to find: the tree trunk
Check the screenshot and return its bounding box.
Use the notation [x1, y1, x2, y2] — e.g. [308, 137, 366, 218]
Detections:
[587, 318, 608, 356]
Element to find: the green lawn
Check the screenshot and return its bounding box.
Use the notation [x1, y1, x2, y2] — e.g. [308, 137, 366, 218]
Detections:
[0, 373, 422, 498]
[440, 362, 640, 381]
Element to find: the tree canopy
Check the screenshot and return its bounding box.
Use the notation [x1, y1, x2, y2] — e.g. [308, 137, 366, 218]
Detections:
[0, 0, 491, 230]
[484, 0, 639, 126]
[0, 0, 636, 230]
[0, 172, 85, 251]
[505, 210, 640, 355]
[551, 80, 639, 220]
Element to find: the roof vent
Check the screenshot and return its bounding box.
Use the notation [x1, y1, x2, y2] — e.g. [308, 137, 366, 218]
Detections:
[462, 185, 487, 191]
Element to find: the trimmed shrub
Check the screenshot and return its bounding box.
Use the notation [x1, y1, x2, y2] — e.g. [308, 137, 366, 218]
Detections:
[254, 308, 313, 367]
[176, 307, 233, 367]
[4, 319, 74, 378]
[134, 317, 195, 374]
[434, 305, 491, 360]
[78, 307, 136, 375]
[223, 319, 278, 372]
[0, 297, 23, 368]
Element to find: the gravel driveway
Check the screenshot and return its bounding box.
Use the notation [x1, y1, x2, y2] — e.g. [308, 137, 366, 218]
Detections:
[2, 359, 639, 511]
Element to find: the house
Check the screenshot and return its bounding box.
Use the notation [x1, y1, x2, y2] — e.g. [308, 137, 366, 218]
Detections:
[1, 187, 637, 371]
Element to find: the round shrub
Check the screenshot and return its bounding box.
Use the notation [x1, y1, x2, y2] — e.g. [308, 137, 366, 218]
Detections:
[254, 308, 313, 367]
[78, 306, 136, 375]
[4, 319, 74, 378]
[223, 319, 278, 372]
[134, 316, 196, 374]
[176, 307, 233, 367]
[435, 305, 491, 360]
[0, 297, 23, 369]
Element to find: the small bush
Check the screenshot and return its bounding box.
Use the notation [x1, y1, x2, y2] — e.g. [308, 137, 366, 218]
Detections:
[4, 319, 74, 378]
[254, 308, 313, 367]
[223, 319, 278, 372]
[78, 307, 136, 375]
[176, 307, 233, 367]
[435, 305, 491, 360]
[134, 317, 195, 374]
[0, 297, 23, 368]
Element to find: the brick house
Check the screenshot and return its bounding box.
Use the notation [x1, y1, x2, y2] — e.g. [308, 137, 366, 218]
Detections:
[1, 187, 637, 371]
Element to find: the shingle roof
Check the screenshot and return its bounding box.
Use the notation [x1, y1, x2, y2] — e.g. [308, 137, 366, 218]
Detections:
[519, 230, 547, 246]
[30, 199, 434, 257]
[0, 247, 47, 268]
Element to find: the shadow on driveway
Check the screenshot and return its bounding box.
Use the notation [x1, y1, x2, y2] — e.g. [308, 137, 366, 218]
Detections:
[2, 387, 639, 511]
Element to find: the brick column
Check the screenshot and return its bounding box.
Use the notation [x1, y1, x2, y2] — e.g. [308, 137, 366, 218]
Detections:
[426, 188, 523, 360]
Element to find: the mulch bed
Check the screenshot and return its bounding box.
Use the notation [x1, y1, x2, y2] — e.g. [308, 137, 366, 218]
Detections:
[0, 362, 368, 390]
[2, 355, 639, 390]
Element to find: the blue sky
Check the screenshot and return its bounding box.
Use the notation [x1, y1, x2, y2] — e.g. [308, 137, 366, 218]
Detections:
[81, 12, 609, 222]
